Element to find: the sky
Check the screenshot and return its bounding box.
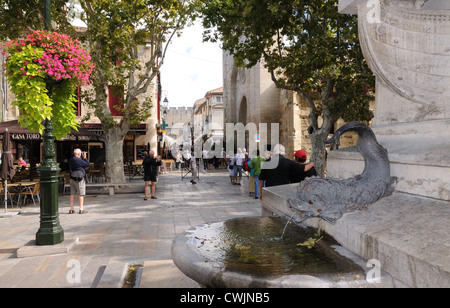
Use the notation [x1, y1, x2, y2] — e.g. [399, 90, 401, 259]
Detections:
[159, 22, 223, 108]
[70, 7, 223, 109]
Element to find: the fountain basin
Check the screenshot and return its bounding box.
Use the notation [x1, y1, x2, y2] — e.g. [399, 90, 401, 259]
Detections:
[171, 217, 368, 288]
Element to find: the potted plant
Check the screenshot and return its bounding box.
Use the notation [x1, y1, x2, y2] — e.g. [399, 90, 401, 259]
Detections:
[1, 30, 94, 139]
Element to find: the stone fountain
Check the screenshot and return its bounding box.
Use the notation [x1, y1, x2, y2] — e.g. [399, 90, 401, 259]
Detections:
[263, 0, 450, 287]
[172, 216, 369, 288]
[172, 122, 397, 288]
[172, 0, 450, 288]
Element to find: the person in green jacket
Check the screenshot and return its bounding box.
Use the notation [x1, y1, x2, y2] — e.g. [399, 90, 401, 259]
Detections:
[248, 150, 266, 199]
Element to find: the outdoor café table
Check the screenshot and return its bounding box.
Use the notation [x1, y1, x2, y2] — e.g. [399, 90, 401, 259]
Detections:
[87, 169, 101, 183]
[129, 164, 144, 180]
[5, 183, 22, 207]
[8, 182, 38, 206]
[18, 181, 39, 206]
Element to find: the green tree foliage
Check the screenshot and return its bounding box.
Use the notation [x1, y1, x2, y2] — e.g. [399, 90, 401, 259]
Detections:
[0, 0, 70, 41]
[201, 0, 375, 175]
[75, 0, 199, 182]
[1, 0, 199, 183]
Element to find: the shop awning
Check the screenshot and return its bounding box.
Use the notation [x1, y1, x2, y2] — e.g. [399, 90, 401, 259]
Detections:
[82, 123, 148, 136]
[0, 120, 104, 141]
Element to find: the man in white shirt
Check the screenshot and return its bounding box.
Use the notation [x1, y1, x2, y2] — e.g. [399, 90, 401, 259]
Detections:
[233, 148, 245, 186]
[183, 150, 191, 161]
[202, 149, 209, 170]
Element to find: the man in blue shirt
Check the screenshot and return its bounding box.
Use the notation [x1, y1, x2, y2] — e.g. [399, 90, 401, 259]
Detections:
[69, 148, 90, 214]
[143, 150, 162, 200]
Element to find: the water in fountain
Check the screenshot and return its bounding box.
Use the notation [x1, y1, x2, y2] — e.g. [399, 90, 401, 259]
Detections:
[186, 216, 361, 277]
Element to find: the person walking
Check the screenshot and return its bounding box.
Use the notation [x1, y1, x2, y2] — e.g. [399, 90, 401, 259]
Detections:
[233, 148, 245, 186]
[227, 151, 235, 184]
[249, 149, 266, 199]
[190, 153, 197, 184]
[221, 148, 227, 169]
[247, 155, 255, 197]
[202, 149, 209, 170]
[183, 150, 191, 164]
[143, 150, 162, 200]
[175, 150, 183, 170]
[69, 148, 90, 214]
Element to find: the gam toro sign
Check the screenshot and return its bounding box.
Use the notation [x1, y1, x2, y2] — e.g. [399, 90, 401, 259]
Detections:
[10, 133, 42, 141]
[0, 120, 103, 142]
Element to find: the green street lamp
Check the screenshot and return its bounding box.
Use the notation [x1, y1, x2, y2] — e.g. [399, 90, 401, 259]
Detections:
[35, 0, 64, 245]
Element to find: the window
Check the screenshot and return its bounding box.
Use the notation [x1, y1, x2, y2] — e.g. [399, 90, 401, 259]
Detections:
[108, 86, 124, 116]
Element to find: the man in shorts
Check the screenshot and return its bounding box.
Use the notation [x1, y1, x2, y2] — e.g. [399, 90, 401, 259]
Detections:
[143, 150, 162, 200]
[69, 148, 90, 214]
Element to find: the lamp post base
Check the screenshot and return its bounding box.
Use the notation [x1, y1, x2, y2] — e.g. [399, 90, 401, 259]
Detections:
[36, 226, 64, 246]
[36, 118, 64, 246]
[36, 165, 64, 246]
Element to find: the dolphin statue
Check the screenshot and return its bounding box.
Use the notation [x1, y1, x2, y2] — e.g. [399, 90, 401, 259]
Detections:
[288, 122, 396, 224]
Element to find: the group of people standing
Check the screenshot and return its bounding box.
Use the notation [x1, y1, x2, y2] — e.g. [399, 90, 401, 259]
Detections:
[66, 144, 317, 214]
[227, 145, 317, 200]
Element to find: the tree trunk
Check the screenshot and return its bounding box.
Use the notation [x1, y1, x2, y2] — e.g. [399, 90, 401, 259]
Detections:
[309, 131, 328, 177]
[104, 127, 126, 183]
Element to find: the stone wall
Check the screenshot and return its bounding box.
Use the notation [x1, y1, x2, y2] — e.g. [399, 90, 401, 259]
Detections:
[223, 51, 360, 160]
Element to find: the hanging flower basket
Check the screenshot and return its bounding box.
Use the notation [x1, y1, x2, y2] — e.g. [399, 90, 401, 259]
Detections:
[1, 30, 94, 139]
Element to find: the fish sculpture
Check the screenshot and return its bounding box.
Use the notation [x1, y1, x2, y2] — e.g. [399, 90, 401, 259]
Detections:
[288, 122, 396, 224]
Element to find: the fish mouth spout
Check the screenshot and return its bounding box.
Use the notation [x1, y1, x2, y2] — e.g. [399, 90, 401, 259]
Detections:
[288, 198, 341, 225]
[288, 198, 317, 221]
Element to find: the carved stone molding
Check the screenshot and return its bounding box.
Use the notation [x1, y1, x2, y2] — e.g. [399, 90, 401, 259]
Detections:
[356, 0, 450, 107]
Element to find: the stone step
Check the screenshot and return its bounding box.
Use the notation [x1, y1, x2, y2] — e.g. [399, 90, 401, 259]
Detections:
[262, 186, 450, 288]
[139, 260, 199, 288]
[95, 259, 128, 288]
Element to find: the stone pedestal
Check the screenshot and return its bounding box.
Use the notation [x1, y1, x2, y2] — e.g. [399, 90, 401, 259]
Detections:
[331, 0, 450, 201]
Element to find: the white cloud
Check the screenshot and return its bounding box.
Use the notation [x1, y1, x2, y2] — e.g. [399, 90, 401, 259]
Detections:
[159, 22, 223, 108]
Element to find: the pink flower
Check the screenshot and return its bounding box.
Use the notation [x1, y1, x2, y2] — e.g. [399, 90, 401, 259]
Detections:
[4, 30, 93, 86]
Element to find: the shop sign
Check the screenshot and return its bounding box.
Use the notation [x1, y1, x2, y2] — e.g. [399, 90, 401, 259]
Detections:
[11, 133, 42, 140]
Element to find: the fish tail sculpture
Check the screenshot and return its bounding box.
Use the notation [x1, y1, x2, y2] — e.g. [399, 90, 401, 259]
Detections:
[288, 122, 397, 224]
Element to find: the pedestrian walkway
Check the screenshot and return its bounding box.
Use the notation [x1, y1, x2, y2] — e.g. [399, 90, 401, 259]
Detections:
[0, 169, 261, 288]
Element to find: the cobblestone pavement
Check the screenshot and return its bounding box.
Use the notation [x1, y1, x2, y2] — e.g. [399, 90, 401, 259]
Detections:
[0, 169, 261, 288]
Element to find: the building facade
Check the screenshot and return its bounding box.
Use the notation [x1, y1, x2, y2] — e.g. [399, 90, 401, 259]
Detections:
[161, 106, 194, 157]
[223, 52, 363, 160]
[223, 52, 302, 157]
[0, 29, 159, 166]
[193, 87, 224, 153]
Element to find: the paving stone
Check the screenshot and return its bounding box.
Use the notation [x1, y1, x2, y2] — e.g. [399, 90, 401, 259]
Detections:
[0, 170, 261, 288]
